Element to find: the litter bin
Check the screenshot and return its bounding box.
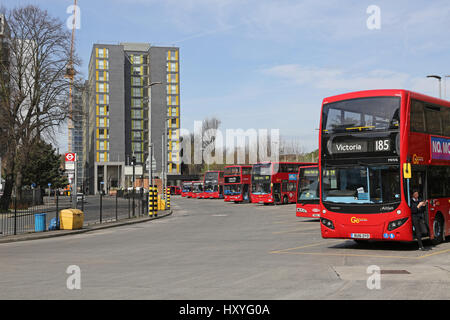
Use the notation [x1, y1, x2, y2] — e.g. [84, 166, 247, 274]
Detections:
[35, 213, 47, 232]
[59, 209, 84, 230]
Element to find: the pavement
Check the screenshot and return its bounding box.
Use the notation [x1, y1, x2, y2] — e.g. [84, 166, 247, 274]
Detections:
[0, 196, 449, 300]
[0, 209, 172, 244]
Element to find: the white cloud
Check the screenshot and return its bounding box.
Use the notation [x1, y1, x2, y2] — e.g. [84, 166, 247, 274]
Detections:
[261, 64, 439, 96]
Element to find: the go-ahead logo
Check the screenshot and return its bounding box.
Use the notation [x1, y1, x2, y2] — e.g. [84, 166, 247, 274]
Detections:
[351, 217, 368, 224]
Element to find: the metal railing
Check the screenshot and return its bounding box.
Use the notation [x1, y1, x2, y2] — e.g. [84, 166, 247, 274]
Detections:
[0, 195, 71, 236]
[0, 188, 172, 237]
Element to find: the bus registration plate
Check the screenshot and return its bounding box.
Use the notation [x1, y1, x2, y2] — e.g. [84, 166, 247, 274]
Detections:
[351, 233, 370, 239]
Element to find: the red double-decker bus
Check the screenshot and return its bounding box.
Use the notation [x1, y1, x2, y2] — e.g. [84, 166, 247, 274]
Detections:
[250, 162, 313, 205]
[189, 181, 203, 198]
[319, 89, 449, 245]
[181, 181, 192, 197]
[296, 165, 320, 218]
[203, 171, 224, 199]
[168, 186, 181, 195]
[223, 165, 253, 203]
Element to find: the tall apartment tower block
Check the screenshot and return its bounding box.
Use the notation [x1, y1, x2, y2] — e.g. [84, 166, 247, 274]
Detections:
[85, 43, 180, 194]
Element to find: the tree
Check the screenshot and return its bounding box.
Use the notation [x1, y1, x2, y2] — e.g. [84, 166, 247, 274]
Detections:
[0, 5, 78, 210]
[21, 139, 68, 190]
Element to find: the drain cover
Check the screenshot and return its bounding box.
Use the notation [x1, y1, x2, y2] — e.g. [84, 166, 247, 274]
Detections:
[380, 270, 410, 274]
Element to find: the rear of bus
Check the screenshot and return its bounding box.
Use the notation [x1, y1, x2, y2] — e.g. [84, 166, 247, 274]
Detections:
[296, 165, 321, 218]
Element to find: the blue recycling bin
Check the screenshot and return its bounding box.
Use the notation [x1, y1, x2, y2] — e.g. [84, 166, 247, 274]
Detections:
[34, 213, 47, 232]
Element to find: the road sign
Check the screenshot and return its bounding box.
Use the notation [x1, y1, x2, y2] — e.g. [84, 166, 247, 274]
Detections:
[65, 162, 75, 170]
[65, 153, 76, 162]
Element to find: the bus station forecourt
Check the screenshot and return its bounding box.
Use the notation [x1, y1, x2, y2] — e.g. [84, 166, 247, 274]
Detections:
[180, 89, 450, 250]
[1, 89, 449, 300]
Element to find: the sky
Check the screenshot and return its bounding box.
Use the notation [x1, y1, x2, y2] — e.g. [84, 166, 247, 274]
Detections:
[3, 0, 450, 153]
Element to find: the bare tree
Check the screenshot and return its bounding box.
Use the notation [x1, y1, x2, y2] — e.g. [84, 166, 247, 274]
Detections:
[0, 5, 78, 209]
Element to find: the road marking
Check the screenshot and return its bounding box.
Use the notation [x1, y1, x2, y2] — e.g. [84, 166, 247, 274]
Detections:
[272, 226, 320, 235]
[416, 248, 450, 259]
[270, 240, 450, 261]
[270, 240, 342, 254]
[276, 251, 419, 260]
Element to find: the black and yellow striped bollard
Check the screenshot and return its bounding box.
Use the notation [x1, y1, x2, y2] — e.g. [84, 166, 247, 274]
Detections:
[166, 187, 171, 210]
[148, 186, 156, 217]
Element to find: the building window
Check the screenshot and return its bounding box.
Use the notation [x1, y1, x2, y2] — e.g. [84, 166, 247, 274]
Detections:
[132, 110, 142, 119]
[167, 51, 177, 61]
[132, 120, 142, 130]
[98, 48, 109, 58]
[132, 131, 142, 140]
[166, 62, 177, 72]
[99, 106, 109, 116]
[98, 94, 109, 104]
[132, 67, 141, 76]
[97, 71, 109, 82]
[132, 142, 142, 152]
[167, 74, 178, 83]
[98, 83, 109, 93]
[97, 59, 109, 70]
[132, 77, 142, 86]
[166, 84, 178, 94]
[132, 88, 142, 97]
[99, 141, 109, 151]
[131, 98, 142, 107]
[132, 55, 142, 64]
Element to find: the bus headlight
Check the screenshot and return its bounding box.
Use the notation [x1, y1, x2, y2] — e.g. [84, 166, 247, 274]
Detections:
[321, 218, 335, 230]
[387, 218, 408, 231]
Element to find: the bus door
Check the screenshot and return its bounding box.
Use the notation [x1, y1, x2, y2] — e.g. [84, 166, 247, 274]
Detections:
[243, 184, 249, 202]
[410, 168, 430, 236]
[273, 183, 281, 204]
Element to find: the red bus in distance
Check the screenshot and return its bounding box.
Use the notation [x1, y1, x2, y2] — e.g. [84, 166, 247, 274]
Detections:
[203, 171, 224, 199]
[189, 181, 203, 198]
[181, 181, 192, 197]
[223, 165, 253, 203]
[319, 89, 450, 245]
[250, 162, 314, 205]
[168, 186, 181, 195]
[296, 165, 320, 218]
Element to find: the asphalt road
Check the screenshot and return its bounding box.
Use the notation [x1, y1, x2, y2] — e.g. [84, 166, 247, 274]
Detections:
[0, 196, 449, 299]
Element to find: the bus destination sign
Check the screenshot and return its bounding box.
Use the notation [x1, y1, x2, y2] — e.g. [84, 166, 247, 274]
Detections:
[331, 139, 391, 154]
[331, 141, 368, 154]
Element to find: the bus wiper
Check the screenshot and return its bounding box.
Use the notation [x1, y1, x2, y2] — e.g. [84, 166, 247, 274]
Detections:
[345, 126, 375, 131]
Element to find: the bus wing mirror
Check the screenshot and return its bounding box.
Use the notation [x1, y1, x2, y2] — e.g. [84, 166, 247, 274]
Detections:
[403, 163, 411, 179]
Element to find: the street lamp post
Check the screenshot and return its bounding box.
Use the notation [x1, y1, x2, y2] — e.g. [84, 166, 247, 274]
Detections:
[131, 155, 136, 217]
[427, 75, 442, 98]
[444, 75, 450, 100]
[144, 81, 162, 192]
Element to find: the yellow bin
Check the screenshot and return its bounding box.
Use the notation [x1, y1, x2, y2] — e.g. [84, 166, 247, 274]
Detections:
[157, 195, 166, 211]
[60, 209, 84, 230]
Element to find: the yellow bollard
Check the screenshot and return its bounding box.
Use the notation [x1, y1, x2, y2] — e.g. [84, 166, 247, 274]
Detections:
[166, 188, 171, 210]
